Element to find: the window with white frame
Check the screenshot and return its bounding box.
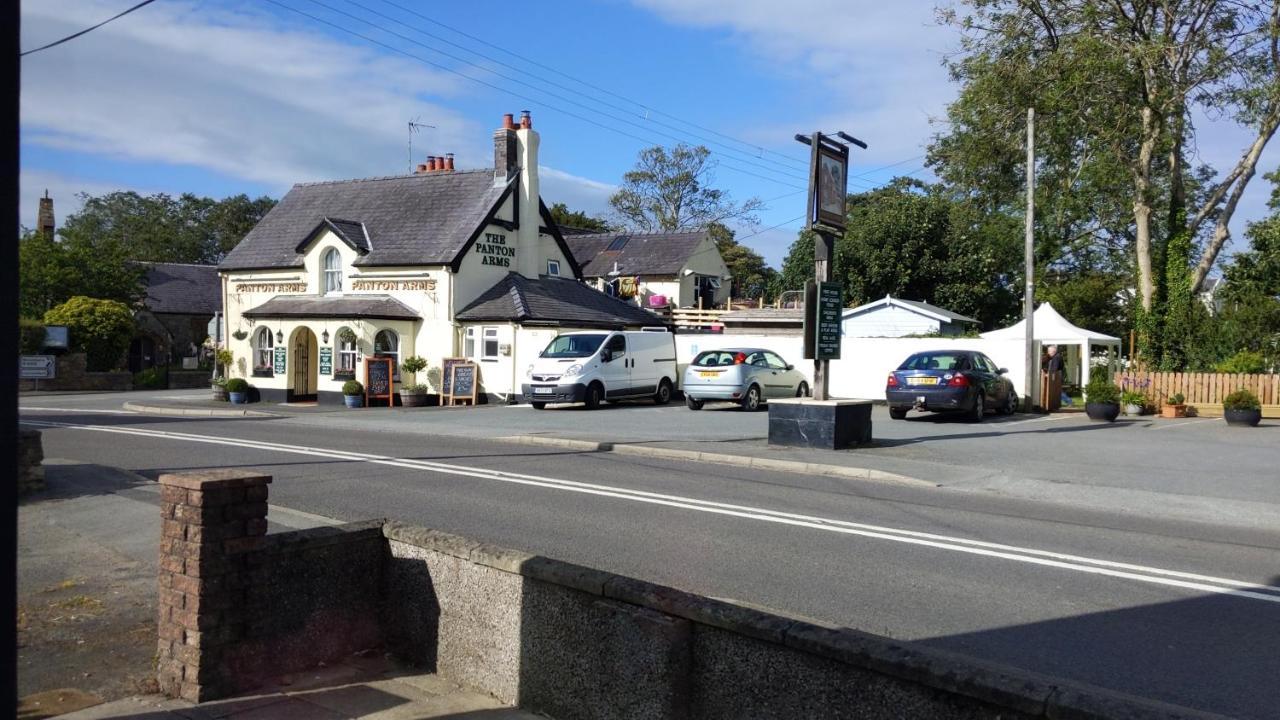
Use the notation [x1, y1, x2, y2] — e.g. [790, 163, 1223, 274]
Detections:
[374, 329, 399, 378]
[254, 327, 273, 374]
[464, 327, 476, 358]
[322, 248, 342, 295]
[547, 259, 560, 276]
[336, 327, 359, 376]
[482, 327, 499, 360]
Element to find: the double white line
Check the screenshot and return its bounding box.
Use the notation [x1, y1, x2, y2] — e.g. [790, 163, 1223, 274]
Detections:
[22, 417, 1280, 605]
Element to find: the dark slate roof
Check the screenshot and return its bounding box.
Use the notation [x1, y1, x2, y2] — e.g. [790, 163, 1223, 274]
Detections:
[456, 273, 666, 328]
[300, 218, 370, 253]
[220, 170, 510, 271]
[242, 295, 418, 320]
[141, 263, 221, 315]
[565, 231, 708, 277]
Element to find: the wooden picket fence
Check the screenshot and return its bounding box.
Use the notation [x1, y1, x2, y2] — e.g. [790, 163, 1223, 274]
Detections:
[1114, 370, 1279, 415]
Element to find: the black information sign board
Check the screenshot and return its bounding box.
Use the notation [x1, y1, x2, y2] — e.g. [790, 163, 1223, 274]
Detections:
[273, 346, 287, 375]
[440, 357, 467, 399]
[318, 347, 333, 376]
[815, 281, 843, 360]
[448, 363, 478, 406]
[364, 357, 394, 407]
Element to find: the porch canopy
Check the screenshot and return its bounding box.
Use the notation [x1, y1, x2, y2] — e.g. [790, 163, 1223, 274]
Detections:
[242, 295, 417, 320]
[981, 302, 1121, 388]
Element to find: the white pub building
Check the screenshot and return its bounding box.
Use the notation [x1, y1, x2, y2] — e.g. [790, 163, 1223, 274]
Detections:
[218, 112, 660, 405]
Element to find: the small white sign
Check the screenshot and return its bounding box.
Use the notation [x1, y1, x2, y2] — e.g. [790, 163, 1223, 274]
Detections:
[182, 357, 199, 370]
[20, 355, 56, 379]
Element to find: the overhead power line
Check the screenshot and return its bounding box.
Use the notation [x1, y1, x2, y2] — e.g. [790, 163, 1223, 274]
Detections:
[265, 0, 807, 190]
[21, 0, 159, 56]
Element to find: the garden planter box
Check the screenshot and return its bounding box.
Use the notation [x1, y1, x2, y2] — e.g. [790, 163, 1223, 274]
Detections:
[1224, 408, 1261, 427]
[212, 386, 229, 402]
[1086, 402, 1120, 422]
[344, 395, 363, 409]
[400, 393, 432, 407]
[229, 392, 248, 405]
[1160, 404, 1187, 418]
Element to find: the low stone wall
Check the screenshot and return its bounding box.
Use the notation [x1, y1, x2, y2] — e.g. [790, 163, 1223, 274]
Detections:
[18, 353, 132, 392]
[18, 430, 44, 496]
[168, 370, 213, 389]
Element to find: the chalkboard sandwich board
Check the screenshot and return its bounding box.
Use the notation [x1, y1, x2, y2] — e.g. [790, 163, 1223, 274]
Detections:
[364, 357, 395, 408]
[443, 359, 478, 406]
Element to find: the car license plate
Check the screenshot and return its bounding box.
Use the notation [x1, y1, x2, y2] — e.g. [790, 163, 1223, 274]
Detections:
[698, 371, 720, 378]
[533, 387, 554, 394]
[908, 377, 938, 386]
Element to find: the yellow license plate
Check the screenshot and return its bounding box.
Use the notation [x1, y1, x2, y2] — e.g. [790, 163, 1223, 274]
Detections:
[908, 377, 938, 386]
[698, 371, 721, 378]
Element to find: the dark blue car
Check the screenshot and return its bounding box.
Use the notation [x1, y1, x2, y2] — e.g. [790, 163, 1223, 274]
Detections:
[885, 350, 1018, 421]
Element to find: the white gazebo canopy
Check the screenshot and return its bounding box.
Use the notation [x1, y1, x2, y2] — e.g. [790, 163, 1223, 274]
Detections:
[981, 302, 1121, 389]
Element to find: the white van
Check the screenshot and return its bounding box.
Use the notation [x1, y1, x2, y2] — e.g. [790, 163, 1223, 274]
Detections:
[522, 329, 678, 409]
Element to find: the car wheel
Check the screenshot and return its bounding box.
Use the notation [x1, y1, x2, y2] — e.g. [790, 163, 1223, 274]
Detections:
[970, 393, 985, 422]
[685, 394, 704, 410]
[889, 407, 907, 420]
[531, 401, 546, 410]
[1002, 390, 1017, 415]
[796, 382, 809, 398]
[741, 385, 762, 412]
[654, 379, 672, 405]
[584, 383, 603, 410]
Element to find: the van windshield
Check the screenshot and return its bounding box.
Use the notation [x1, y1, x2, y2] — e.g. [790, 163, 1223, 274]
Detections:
[540, 334, 608, 359]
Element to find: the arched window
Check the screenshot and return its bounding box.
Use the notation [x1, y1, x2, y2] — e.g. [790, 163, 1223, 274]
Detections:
[336, 326, 359, 377]
[254, 327, 273, 374]
[374, 329, 399, 378]
[322, 248, 342, 294]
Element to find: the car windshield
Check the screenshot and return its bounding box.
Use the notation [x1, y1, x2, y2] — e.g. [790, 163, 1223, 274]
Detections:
[900, 352, 969, 371]
[540, 334, 607, 359]
[692, 350, 748, 366]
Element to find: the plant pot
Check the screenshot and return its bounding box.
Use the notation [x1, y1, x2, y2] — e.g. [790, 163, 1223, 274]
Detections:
[1085, 402, 1120, 422]
[228, 391, 247, 404]
[400, 393, 428, 407]
[1123, 403, 1143, 416]
[1224, 408, 1262, 427]
[1161, 404, 1187, 418]
[344, 394, 363, 409]
[212, 386, 228, 402]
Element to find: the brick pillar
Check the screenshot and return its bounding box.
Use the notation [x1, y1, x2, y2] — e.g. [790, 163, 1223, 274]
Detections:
[157, 469, 270, 702]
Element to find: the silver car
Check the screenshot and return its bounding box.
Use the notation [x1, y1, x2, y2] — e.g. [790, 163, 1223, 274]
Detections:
[682, 348, 809, 411]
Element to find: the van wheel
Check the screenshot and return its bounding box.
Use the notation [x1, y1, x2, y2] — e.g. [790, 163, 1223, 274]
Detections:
[654, 379, 672, 405]
[584, 382, 603, 409]
[741, 385, 762, 412]
[531, 402, 546, 410]
[685, 395, 704, 410]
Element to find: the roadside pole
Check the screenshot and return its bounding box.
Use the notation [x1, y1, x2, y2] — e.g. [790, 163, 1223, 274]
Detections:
[1024, 108, 1038, 412]
[806, 132, 831, 400]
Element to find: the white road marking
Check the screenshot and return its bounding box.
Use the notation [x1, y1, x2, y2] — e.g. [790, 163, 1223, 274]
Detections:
[20, 406, 138, 415]
[1151, 418, 1218, 430]
[22, 418, 1280, 605]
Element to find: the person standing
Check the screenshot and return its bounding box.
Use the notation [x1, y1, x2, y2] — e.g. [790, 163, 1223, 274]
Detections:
[1041, 345, 1064, 410]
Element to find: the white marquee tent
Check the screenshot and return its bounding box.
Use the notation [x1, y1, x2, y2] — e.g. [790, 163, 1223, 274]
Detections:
[981, 302, 1121, 389]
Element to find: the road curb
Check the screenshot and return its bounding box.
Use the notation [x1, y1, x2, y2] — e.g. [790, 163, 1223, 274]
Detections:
[121, 401, 278, 418]
[498, 434, 932, 487]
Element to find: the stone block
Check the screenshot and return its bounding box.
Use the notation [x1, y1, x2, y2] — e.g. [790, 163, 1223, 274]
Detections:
[767, 398, 873, 450]
[159, 469, 272, 491]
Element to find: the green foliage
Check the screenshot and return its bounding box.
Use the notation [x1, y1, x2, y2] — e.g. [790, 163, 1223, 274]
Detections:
[609, 144, 761, 231]
[1223, 389, 1261, 411]
[19, 318, 46, 354]
[1216, 350, 1267, 374]
[1168, 392, 1185, 405]
[401, 383, 430, 394]
[43, 297, 134, 372]
[342, 380, 364, 396]
[336, 326, 357, 343]
[1038, 273, 1128, 341]
[133, 367, 166, 389]
[212, 376, 228, 389]
[400, 355, 428, 374]
[214, 348, 234, 374]
[708, 223, 775, 300]
[1085, 376, 1121, 405]
[1120, 389, 1148, 407]
[548, 202, 611, 233]
[19, 229, 145, 317]
[225, 378, 250, 394]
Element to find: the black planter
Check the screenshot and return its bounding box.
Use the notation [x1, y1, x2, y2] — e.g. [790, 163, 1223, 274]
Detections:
[1224, 408, 1262, 427]
[1085, 402, 1120, 422]
[400, 393, 428, 407]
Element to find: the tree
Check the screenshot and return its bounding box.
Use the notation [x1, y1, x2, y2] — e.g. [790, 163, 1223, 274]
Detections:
[548, 202, 612, 233]
[707, 223, 775, 300]
[19, 229, 145, 317]
[44, 296, 135, 371]
[1223, 170, 1280, 301]
[609, 144, 761, 232]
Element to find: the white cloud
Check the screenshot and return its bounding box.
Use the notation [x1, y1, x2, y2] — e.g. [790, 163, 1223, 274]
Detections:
[539, 166, 616, 217]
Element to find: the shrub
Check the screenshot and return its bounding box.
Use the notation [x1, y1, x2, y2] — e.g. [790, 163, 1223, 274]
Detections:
[342, 380, 364, 395]
[19, 318, 46, 354]
[1223, 389, 1261, 411]
[401, 355, 428, 375]
[1085, 376, 1120, 405]
[1216, 350, 1267, 374]
[232, 329, 248, 341]
[225, 377, 250, 394]
[133, 367, 165, 389]
[43, 296, 134, 371]
[401, 383, 429, 394]
[214, 348, 234, 371]
[212, 376, 228, 389]
[1167, 392, 1185, 405]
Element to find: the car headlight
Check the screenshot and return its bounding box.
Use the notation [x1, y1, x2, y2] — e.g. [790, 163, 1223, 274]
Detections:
[525, 364, 535, 378]
[564, 363, 584, 377]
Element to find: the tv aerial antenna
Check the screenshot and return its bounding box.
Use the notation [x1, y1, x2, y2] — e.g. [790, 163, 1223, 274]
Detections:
[408, 118, 436, 173]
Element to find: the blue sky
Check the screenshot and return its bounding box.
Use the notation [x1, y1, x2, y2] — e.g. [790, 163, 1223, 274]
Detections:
[19, 0, 1277, 267]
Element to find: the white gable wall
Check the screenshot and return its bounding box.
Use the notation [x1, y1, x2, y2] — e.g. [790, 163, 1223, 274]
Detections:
[842, 305, 943, 338]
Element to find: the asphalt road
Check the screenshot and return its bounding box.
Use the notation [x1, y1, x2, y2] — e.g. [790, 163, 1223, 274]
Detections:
[19, 396, 1280, 718]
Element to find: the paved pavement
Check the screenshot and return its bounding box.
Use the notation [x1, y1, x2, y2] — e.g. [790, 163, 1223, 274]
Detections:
[18, 392, 1280, 719]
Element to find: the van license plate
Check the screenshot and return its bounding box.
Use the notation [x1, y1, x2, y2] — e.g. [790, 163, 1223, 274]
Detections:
[533, 387, 553, 394]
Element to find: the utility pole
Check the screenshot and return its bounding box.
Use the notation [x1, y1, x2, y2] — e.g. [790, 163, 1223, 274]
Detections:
[1024, 107, 1038, 412]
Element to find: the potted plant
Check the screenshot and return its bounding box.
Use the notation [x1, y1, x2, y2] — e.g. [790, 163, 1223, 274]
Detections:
[232, 329, 249, 341]
[211, 376, 229, 402]
[1084, 377, 1121, 422]
[1161, 392, 1187, 418]
[1120, 389, 1147, 416]
[226, 377, 250, 404]
[1222, 388, 1262, 427]
[342, 380, 364, 409]
[399, 356, 430, 406]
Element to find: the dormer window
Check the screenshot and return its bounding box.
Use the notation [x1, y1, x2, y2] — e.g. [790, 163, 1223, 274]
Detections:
[322, 248, 342, 294]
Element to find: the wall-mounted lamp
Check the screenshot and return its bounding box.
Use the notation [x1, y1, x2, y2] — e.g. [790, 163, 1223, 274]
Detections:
[276, 329, 284, 344]
[321, 329, 330, 344]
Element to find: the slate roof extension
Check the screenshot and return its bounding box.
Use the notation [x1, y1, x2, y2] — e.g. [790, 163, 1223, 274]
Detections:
[456, 273, 665, 329]
[242, 295, 419, 321]
[566, 231, 708, 277]
[141, 263, 221, 316]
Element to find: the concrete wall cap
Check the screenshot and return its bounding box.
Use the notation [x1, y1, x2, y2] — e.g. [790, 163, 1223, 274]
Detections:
[467, 542, 537, 573]
[158, 469, 272, 490]
[260, 520, 386, 554]
[382, 521, 480, 560]
[519, 556, 615, 596]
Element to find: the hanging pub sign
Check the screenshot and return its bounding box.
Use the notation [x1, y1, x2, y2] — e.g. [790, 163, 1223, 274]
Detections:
[364, 357, 395, 408]
[811, 134, 849, 232]
[273, 346, 287, 375]
[318, 347, 333, 376]
[447, 363, 478, 406]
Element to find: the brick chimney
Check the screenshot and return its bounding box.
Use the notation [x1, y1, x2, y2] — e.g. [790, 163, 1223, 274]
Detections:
[493, 113, 518, 185]
[37, 190, 54, 237]
[514, 110, 541, 278]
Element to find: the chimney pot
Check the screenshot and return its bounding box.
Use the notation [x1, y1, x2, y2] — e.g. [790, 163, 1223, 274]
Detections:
[502, 113, 516, 129]
[520, 110, 531, 129]
[433, 156, 443, 171]
[415, 163, 428, 174]
[445, 153, 455, 171]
